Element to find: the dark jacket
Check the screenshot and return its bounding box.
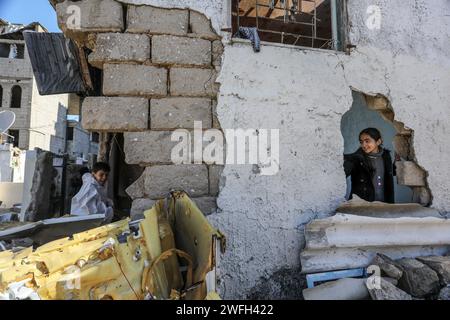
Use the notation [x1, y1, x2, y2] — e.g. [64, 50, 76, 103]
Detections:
[344, 148, 396, 203]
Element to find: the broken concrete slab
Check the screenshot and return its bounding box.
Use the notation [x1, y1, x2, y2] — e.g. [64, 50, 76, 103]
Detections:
[336, 197, 441, 218]
[303, 278, 369, 300]
[367, 277, 412, 300]
[82, 97, 149, 132]
[88, 33, 151, 69]
[438, 285, 450, 300]
[397, 258, 440, 298]
[300, 245, 450, 274]
[370, 253, 403, 280]
[416, 255, 450, 286]
[103, 63, 168, 97]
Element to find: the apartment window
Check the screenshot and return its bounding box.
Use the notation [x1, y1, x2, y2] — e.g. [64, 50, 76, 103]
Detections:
[0, 43, 25, 59]
[232, 0, 346, 50]
[9, 130, 19, 148]
[67, 126, 74, 141]
[10, 85, 22, 108]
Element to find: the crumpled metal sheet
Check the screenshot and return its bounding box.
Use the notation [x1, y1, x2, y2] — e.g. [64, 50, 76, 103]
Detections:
[0, 192, 225, 300]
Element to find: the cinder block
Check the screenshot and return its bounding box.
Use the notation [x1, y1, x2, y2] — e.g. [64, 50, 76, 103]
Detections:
[152, 35, 211, 66]
[396, 161, 426, 187]
[124, 131, 178, 165]
[170, 68, 218, 97]
[56, 0, 123, 34]
[208, 165, 224, 196]
[82, 97, 148, 131]
[127, 5, 188, 36]
[103, 64, 167, 97]
[212, 40, 224, 67]
[88, 33, 150, 69]
[130, 198, 155, 220]
[150, 97, 212, 130]
[141, 165, 209, 199]
[192, 197, 217, 215]
[189, 10, 219, 40]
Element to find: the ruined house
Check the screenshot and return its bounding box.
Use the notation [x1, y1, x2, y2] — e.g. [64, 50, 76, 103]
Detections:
[46, 0, 450, 299]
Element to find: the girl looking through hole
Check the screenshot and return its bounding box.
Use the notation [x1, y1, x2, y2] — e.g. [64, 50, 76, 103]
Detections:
[344, 128, 396, 203]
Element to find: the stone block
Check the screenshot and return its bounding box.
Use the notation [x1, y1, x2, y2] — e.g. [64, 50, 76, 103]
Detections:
[56, 0, 123, 34]
[417, 256, 450, 286]
[141, 165, 209, 199]
[88, 33, 150, 69]
[189, 10, 219, 40]
[393, 135, 411, 160]
[212, 40, 224, 68]
[370, 253, 403, 280]
[103, 64, 167, 97]
[150, 97, 212, 130]
[125, 173, 145, 199]
[124, 131, 178, 165]
[127, 5, 188, 36]
[130, 198, 155, 221]
[170, 67, 218, 97]
[367, 278, 412, 300]
[152, 35, 211, 66]
[192, 197, 217, 215]
[397, 258, 440, 298]
[82, 97, 149, 131]
[396, 161, 426, 187]
[208, 165, 224, 196]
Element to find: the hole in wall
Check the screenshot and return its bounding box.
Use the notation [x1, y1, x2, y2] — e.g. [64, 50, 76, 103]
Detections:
[341, 90, 432, 206]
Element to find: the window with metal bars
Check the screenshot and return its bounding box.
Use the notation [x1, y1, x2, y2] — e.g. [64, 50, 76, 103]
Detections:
[232, 0, 347, 50]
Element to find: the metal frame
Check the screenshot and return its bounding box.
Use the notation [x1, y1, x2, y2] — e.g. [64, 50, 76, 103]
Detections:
[234, 0, 336, 49]
[306, 268, 366, 288]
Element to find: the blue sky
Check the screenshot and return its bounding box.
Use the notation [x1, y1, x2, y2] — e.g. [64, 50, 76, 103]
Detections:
[0, 0, 60, 32]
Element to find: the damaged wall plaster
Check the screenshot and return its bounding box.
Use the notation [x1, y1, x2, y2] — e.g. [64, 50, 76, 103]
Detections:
[54, 0, 450, 299]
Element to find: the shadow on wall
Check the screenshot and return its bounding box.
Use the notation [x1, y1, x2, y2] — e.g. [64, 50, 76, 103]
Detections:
[341, 90, 431, 205]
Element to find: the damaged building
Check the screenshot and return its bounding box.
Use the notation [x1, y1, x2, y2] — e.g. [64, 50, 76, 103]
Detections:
[1, 0, 449, 300]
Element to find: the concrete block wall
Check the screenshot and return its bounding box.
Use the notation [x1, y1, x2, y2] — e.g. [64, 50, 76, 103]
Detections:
[57, 0, 224, 216]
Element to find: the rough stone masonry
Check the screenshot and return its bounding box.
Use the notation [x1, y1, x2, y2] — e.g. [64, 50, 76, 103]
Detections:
[55, 0, 225, 219]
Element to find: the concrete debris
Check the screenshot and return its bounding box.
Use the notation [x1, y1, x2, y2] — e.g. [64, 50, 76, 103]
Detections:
[438, 285, 450, 300]
[367, 277, 412, 300]
[0, 192, 224, 300]
[416, 256, 450, 286]
[370, 253, 403, 280]
[303, 278, 370, 300]
[397, 258, 441, 298]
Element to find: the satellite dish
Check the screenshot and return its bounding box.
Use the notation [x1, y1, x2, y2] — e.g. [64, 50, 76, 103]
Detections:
[0, 111, 16, 134]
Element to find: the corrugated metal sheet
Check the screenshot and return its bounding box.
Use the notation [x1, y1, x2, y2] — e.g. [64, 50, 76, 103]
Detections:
[23, 32, 86, 95]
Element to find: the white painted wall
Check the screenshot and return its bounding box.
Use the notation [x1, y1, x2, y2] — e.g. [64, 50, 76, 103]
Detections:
[112, 0, 450, 298]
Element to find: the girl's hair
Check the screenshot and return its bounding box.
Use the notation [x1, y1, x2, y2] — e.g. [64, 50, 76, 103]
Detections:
[359, 128, 383, 143]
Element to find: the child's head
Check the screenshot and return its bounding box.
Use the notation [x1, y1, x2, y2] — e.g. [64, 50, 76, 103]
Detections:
[92, 162, 110, 186]
[359, 128, 383, 154]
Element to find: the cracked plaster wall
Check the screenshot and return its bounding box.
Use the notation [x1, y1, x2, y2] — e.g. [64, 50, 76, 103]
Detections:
[118, 0, 450, 299]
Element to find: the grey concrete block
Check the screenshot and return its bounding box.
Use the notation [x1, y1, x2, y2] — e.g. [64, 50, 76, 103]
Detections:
[396, 161, 426, 187]
[124, 131, 179, 165]
[397, 258, 440, 298]
[212, 40, 224, 67]
[212, 99, 220, 129]
[56, 0, 123, 34]
[125, 173, 145, 199]
[209, 165, 224, 196]
[130, 198, 155, 220]
[368, 278, 412, 300]
[189, 10, 219, 40]
[192, 197, 217, 215]
[82, 97, 149, 131]
[150, 97, 212, 130]
[88, 33, 151, 69]
[152, 35, 211, 66]
[141, 164, 209, 199]
[170, 67, 218, 97]
[127, 5, 188, 36]
[103, 64, 167, 97]
[417, 256, 450, 286]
